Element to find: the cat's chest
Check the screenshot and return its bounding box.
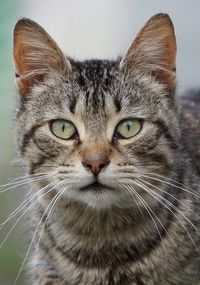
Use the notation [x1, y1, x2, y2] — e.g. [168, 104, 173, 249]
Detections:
[35, 206, 200, 285]
[39, 220, 154, 285]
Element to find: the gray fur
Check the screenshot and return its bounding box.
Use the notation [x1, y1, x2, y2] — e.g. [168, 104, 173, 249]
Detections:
[13, 14, 200, 285]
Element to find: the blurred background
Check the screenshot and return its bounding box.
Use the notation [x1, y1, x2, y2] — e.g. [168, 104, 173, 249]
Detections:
[0, 0, 200, 284]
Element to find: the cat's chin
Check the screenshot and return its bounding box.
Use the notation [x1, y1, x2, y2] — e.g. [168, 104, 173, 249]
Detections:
[63, 185, 132, 210]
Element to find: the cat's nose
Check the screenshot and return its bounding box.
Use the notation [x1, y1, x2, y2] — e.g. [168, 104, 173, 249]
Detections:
[82, 156, 110, 175]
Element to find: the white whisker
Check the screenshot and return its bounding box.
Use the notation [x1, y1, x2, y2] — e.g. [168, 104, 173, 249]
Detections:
[13, 186, 66, 285]
[140, 173, 200, 199]
[135, 179, 200, 254]
[138, 177, 200, 222]
[0, 173, 49, 189]
[0, 181, 56, 229]
[120, 181, 168, 260]
[35, 186, 67, 253]
[0, 173, 52, 194]
[0, 180, 63, 251]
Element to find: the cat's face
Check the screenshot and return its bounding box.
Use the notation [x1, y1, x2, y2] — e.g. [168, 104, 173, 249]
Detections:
[13, 14, 178, 210]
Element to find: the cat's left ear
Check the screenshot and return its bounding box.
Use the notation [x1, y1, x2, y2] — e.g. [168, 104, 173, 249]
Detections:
[120, 13, 176, 93]
[13, 18, 71, 96]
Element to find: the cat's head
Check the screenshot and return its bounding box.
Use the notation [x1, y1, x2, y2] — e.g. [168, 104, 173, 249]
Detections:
[13, 14, 179, 210]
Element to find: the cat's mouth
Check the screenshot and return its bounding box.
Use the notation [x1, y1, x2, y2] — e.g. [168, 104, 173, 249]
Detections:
[80, 181, 111, 192]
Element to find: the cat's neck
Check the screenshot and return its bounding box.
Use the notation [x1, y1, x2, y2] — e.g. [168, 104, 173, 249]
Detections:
[36, 196, 170, 244]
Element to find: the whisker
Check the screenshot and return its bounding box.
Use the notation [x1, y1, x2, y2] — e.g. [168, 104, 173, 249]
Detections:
[136, 179, 200, 236]
[13, 186, 66, 285]
[138, 177, 200, 222]
[120, 181, 168, 260]
[0, 180, 64, 251]
[0, 173, 47, 188]
[0, 173, 53, 194]
[0, 174, 45, 189]
[0, 165, 58, 168]
[125, 187, 144, 218]
[0, 181, 57, 229]
[140, 173, 200, 199]
[142, 172, 194, 189]
[135, 179, 200, 254]
[35, 186, 67, 253]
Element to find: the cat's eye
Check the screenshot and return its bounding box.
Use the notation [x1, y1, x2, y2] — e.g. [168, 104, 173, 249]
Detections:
[50, 120, 77, 140]
[114, 118, 142, 139]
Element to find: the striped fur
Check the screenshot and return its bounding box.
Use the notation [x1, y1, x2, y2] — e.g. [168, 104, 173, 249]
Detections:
[13, 14, 200, 285]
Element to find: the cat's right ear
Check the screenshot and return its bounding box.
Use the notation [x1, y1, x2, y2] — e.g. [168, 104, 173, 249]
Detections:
[13, 18, 71, 96]
[119, 13, 176, 93]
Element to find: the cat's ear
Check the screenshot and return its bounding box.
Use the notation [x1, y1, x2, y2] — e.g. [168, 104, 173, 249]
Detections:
[13, 18, 71, 96]
[120, 13, 176, 92]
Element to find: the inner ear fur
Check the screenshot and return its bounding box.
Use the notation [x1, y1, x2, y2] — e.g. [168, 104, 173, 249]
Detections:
[13, 18, 71, 96]
[120, 13, 177, 93]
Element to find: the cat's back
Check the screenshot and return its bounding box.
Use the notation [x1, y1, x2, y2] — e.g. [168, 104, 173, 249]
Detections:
[178, 90, 200, 174]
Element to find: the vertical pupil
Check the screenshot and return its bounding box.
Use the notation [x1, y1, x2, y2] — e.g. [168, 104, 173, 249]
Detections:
[62, 123, 65, 132]
[127, 122, 131, 131]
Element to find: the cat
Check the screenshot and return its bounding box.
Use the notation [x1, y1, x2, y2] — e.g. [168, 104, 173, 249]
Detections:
[12, 13, 200, 285]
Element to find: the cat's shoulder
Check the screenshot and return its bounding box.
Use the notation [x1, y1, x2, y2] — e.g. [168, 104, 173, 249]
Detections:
[178, 89, 200, 126]
[179, 89, 200, 108]
[178, 90, 200, 173]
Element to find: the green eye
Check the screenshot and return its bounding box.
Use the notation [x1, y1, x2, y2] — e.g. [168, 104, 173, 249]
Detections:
[115, 119, 142, 139]
[50, 120, 77, 140]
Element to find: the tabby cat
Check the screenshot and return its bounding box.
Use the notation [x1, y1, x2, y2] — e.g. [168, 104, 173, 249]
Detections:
[12, 13, 200, 285]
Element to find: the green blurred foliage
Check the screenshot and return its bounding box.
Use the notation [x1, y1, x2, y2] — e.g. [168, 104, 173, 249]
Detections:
[0, 0, 27, 283]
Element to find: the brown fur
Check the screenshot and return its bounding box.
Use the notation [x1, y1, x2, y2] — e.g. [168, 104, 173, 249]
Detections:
[12, 14, 200, 285]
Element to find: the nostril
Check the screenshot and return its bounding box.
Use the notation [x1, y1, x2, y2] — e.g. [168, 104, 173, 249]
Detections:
[84, 162, 92, 169]
[99, 163, 105, 169]
[99, 161, 109, 170]
[82, 159, 110, 175]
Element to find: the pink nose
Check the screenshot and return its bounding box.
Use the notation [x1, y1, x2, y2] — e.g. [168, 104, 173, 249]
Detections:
[82, 156, 110, 175]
